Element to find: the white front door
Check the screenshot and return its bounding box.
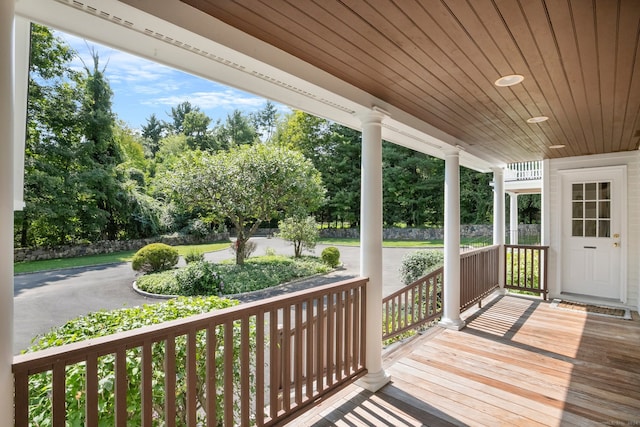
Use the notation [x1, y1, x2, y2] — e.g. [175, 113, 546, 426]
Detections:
[561, 166, 626, 301]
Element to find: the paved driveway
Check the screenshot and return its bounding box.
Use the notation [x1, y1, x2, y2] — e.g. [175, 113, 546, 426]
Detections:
[13, 238, 420, 354]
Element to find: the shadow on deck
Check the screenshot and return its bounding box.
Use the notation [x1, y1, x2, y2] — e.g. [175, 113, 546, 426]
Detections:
[289, 294, 640, 426]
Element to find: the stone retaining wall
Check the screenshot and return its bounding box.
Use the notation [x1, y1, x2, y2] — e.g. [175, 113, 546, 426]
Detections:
[318, 224, 540, 240]
[14, 232, 230, 263]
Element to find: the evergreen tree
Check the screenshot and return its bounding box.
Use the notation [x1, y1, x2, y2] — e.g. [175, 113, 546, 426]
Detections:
[141, 113, 165, 156]
[212, 109, 258, 149]
[168, 101, 195, 134]
[76, 51, 125, 240]
[252, 100, 279, 142]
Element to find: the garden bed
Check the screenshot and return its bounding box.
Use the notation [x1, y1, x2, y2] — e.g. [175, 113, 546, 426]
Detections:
[135, 255, 331, 297]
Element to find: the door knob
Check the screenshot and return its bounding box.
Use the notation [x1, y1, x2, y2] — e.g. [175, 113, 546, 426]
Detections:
[613, 242, 620, 247]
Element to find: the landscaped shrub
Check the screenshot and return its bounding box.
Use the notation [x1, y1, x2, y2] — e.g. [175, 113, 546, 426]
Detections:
[321, 246, 340, 268]
[230, 239, 257, 260]
[136, 255, 330, 296]
[184, 248, 205, 264]
[175, 261, 224, 295]
[131, 243, 179, 273]
[399, 250, 444, 285]
[277, 216, 319, 257]
[25, 296, 254, 426]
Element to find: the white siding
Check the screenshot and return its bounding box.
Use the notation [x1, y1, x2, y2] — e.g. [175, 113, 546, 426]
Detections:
[547, 152, 640, 309]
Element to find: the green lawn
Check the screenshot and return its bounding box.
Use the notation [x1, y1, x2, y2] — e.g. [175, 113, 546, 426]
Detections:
[14, 241, 231, 274]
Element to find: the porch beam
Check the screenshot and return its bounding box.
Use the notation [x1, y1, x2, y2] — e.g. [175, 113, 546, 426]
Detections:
[492, 167, 506, 292]
[355, 107, 390, 392]
[439, 147, 465, 330]
[1, 0, 15, 423]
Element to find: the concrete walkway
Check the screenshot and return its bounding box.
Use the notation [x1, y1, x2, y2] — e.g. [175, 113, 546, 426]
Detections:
[13, 237, 419, 354]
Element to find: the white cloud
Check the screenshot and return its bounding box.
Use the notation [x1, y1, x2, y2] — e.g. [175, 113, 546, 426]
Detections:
[55, 30, 290, 125]
[146, 90, 266, 110]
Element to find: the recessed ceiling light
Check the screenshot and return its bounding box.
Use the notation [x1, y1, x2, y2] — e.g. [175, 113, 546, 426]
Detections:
[494, 74, 524, 87]
[527, 116, 549, 123]
[549, 144, 565, 149]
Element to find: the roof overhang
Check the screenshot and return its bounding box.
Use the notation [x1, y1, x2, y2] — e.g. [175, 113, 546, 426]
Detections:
[15, 0, 500, 172]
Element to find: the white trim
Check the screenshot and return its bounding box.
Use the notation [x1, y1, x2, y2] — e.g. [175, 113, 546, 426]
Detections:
[13, 16, 29, 211]
[557, 165, 628, 303]
[541, 159, 551, 246]
[0, 0, 15, 422]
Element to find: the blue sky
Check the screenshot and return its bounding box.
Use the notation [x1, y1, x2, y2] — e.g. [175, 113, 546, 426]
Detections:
[58, 31, 289, 130]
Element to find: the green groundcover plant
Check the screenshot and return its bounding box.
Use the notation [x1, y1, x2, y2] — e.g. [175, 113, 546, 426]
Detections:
[137, 255, 330, 296]
[25, 297, 254, 426]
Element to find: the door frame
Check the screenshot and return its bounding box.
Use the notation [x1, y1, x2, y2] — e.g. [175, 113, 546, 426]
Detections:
[558, 165, 627, 303]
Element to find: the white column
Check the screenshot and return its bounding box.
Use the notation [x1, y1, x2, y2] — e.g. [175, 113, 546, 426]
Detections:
[355, 108, 389, 392]
[509, 193, 518, 245]
[439, 147, 465, 330]
[1, 0, 15, 422]
[492, 167, 506, 292]
[541, 159, 550, 246]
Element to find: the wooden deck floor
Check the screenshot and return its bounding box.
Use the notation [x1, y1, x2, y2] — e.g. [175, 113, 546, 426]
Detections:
[286, 295, 640, 426]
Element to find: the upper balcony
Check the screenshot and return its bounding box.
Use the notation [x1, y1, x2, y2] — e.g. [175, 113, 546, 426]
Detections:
[504, 161, 543, 194]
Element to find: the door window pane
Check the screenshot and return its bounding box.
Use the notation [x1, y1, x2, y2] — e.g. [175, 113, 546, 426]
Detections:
[585, 220, 597, 237]
[599, 220, 610, 238]
[572, 220, 583, 237]
[585, 202, 597, 218]
[585, 183, 597, 200]
[599, 201, 610, 219]
[599, 182, 610, 200]
[572, 184, 583, 201]
[572, 202, 583, 218]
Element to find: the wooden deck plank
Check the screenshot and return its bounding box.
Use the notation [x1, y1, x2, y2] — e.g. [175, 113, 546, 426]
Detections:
[285, 295, 640, 426]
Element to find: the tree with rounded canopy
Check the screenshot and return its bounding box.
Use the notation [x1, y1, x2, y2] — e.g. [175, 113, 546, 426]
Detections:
[163, 144, 325, 264]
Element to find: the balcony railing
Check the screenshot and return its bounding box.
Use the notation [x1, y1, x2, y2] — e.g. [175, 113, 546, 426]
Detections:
[13, 278, 368, 427]
[504, 160, 542, 181]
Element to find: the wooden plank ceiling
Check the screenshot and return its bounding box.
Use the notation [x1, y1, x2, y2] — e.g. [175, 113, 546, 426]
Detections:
[182, 0, 640, 162]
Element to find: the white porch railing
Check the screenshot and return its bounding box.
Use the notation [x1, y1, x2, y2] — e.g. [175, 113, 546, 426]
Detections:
[504, 161, 542, 181]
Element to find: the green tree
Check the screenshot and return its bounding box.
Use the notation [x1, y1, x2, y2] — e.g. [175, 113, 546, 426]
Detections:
[16, 24, 81, 247]
[76, 51, 125, 241]
[252, 100, 279, 142]
[183, 110, 215, 150]
[277, 216, 319, 257]
[162, 144, 325, 264]
[274, 111, 361, 227]
[167, 101, 195, 134]
[141, 113, 165, 156]
[460, 168, 493, 224]
[212, 109, 258, 149]
[383, 142, 444, 227]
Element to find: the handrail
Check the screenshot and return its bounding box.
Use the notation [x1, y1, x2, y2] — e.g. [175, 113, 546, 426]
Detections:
[382, 267, 443, 341]
[382, 245, 501, 341]
[13, 277, 368, 426]
[460, 245, 500, 311]
[504, 244, 549, 300]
